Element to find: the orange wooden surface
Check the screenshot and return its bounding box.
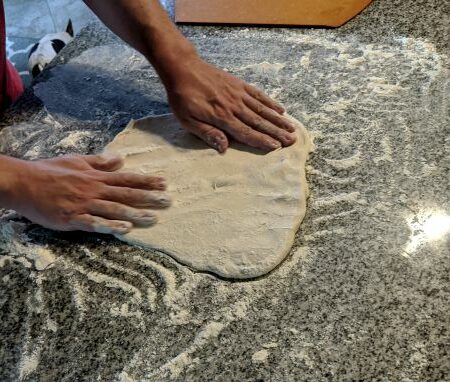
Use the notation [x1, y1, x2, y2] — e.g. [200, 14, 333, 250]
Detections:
[176, 0, 373, 27]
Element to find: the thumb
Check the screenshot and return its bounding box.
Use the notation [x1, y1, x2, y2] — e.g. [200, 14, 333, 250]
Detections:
[186, 120, 229, 153]
[84, 153, 124, 172]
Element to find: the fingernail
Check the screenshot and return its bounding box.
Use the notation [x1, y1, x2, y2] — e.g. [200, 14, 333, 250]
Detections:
[158, 194, 172, 207]
[147, 192, 172, 207]
[138, 211, 156, 219]
[215, 143, 225, 153]
[107, 221, 132, 235]
[208, 136, 227, 153]
[269, 141, 282, 150]
[136, 214, 158, 227]
[284, 133, 297, 143]
[154, 179, 167, 190]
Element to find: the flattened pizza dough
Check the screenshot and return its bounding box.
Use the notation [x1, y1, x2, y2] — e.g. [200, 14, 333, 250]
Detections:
[104, 114, 313, 279]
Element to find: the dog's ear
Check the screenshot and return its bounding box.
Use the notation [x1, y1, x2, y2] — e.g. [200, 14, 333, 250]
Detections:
[66, 19, 74, 37]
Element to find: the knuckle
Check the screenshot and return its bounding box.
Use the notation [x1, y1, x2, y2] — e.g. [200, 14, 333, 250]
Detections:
[214, 107, 232, 121]
[92, 182, 108, 199]
[184, 98, 201, 115]
[113, 205, 129, 218]
[238, 127, 254, 139]
[253, 90, 263, 100]
[119, 173, 135, 184]
[72, 214, 95, 231]
[150, 191, 172, 207]
[122, 187, 137, 201]
[86, 169, 101, 180]
[252, 116, 265, 130]
[234, 102, 247, 115]
[148, 175, 161, 185]
[59, 206, 79, 223]
[142, 175, 156, 185]
[255, 104, 264, 114]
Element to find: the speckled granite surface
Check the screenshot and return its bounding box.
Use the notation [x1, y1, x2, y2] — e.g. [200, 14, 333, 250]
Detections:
[1, 0, 449, 381]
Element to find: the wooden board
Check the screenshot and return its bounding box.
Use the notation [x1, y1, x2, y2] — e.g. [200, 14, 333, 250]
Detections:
[175, 0, 373, 27]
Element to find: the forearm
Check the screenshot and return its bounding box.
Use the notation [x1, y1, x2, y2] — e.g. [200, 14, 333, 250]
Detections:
[83, 0, 198, 85]
[0, 155, 27, 210]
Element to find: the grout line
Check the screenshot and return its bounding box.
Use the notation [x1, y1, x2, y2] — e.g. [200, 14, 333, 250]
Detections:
[44, 0, 58, 33]
[6, 34, 40, 41]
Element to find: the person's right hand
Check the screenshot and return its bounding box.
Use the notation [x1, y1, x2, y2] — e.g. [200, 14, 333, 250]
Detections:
[6, 154, 171, 234]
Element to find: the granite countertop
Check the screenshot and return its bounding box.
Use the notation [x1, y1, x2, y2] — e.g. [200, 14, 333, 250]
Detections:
[1, 0, 449, 381]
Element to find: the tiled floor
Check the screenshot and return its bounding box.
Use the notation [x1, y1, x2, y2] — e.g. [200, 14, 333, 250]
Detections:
[4, 0, 95, 85]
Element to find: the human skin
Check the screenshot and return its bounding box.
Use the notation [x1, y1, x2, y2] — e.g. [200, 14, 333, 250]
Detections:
[0, 0, 296, 233]
[83, 0, 297, 153]
[0, 154, 171, 234]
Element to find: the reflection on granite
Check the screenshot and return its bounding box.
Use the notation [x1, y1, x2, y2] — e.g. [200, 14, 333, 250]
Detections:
[0, 0, 449, 381]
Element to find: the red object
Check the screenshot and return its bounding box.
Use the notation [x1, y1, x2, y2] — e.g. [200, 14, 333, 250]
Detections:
[0, 0, 24, 111]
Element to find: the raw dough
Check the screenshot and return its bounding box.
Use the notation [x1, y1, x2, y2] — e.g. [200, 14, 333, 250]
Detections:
[104, 114, 313, 279]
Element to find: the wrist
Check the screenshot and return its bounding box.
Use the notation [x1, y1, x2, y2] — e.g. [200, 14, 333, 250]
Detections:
[147, 36, 200, 87]
[0, 156, 30, 210]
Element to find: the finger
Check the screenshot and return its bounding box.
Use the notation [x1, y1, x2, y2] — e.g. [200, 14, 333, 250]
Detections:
[70, 214, 133, 235]
[87, 200, 158, 227]
[243, 95, 296, 133]
[184, 119, 229, 153]
[234, 107, 296, 147]
[244, 84, 285, 114]
[224, 118, 282, 151]
[100, 186, 172, 209]
[101, 172, 167, 191]
[84, 154, 124, 172]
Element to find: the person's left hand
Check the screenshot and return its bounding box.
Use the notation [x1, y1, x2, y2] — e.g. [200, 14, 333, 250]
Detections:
[164, 56, 297, 153]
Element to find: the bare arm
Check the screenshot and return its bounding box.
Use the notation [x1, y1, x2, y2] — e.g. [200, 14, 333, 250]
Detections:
[83, 0, 297, 152]
[0, 154, 170, 233]
[0, 155, 23, 210]
[83, 0, 193, 81]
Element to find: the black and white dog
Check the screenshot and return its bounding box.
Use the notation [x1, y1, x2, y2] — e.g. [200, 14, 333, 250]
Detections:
[28, 20, 74, 78]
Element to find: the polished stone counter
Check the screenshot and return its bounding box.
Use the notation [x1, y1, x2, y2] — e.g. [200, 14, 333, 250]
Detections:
[0, 0, 449, 380]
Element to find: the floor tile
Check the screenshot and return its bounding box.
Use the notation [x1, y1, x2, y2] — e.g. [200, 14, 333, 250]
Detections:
[46, 0, 96, 34]
[4, 0, 56, 39]
[6, 36, 39, 87]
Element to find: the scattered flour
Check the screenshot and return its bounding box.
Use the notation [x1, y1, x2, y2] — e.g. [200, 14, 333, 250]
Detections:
[314, 192, 366, 207]
[57, 131, 93, 149]
[325, 151, 361, 170]
[110, 303, 143, 321]
[235, 61, 286, 75]
[0, 221, 56, 271]
[290, 348, 315, 368]
[276, 246, 311, 278]
[367, 77, 406, 96]
[18, 351, 40, 380]
[118, 371, 137, 382]
[322, 98, 353, 115]
[159, 321, 225, 379]
[262, 342, 279, 349]
[46, 318, 58, 333]
[62, 257, 143, 304]
[373, 136, 393, 164]
[252, 349, 269, 364]
[153, 299, 249, 380]
[300, 53, 311, 68]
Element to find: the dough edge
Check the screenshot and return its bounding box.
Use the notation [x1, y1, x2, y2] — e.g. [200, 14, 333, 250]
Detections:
[108, 113, 314, 279]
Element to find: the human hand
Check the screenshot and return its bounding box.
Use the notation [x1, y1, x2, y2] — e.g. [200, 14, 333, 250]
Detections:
[5, 154, 171, 234]
[164, 56, 297, 153]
